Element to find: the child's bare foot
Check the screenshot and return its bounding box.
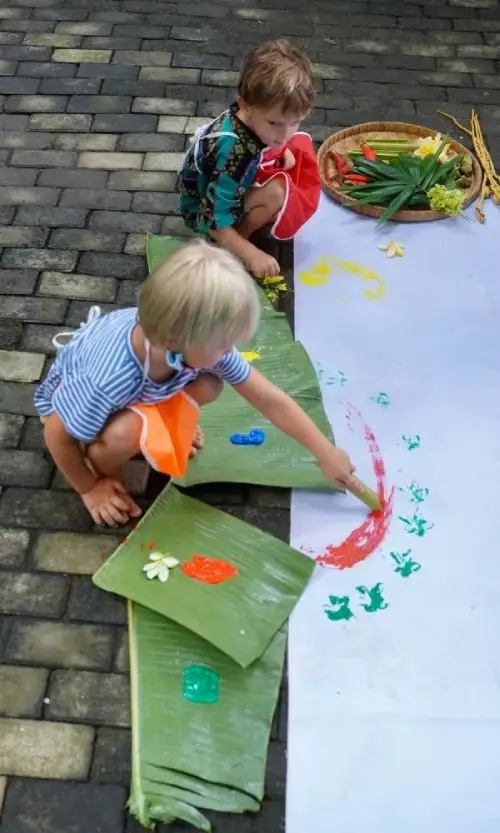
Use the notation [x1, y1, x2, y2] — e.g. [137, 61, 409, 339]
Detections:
[189, 425, 204, 458]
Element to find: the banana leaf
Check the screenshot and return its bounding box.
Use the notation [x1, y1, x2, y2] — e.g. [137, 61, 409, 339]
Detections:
[128, 602, 286, 831]
[146, 234, 336, 491]
[93, 484, 314, 668]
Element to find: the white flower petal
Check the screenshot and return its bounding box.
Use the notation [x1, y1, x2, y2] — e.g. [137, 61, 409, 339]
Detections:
[149, 552, 164, 561]
[144, 563, 161, 578]
[164, 556, 179, 568]
[157, 565, 170, 582]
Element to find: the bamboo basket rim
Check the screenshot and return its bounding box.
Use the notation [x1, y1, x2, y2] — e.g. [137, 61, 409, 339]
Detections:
[317, 120, 482, 223]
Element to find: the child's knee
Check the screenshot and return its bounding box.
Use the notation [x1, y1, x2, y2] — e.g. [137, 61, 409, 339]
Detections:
[187, 373, 223, 407]
[98, 410, 142, 454]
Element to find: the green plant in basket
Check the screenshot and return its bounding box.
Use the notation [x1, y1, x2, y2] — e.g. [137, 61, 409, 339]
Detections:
[340, 139, 464, 224]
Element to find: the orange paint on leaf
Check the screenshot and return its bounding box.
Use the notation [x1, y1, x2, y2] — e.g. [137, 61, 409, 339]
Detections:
[316, 404, 394, 570]
[181, 555, 239, 585]
[147, 540, 156, 551]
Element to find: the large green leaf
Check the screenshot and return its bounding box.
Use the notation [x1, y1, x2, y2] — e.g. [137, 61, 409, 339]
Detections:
[128, 602, 286, 831]
[93, 484, 314, 668]
[146, 234, 336, 491]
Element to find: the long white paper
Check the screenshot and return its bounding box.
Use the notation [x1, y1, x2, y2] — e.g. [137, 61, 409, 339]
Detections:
[288, 194, 500, 833]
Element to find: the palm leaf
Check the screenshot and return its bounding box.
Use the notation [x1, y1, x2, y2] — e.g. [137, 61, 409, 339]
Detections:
[377, 185, 417, 225]
[353, 158, 413, 183]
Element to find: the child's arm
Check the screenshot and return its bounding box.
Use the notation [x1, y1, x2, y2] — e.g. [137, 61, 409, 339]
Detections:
[234, 368, 356, 488]
[44, 413, 141, 526]
[210, 227, 279, 279]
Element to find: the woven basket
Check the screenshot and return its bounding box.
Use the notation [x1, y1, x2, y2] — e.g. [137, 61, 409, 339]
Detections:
[317, 121, 482, 222]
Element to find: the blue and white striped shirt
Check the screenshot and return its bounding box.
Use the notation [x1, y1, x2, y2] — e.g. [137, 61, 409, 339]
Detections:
[34, 307, 250, 443]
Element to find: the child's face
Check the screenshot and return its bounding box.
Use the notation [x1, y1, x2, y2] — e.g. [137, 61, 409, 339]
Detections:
[181, 341, 233, 370]
[237, 98, 306, 150]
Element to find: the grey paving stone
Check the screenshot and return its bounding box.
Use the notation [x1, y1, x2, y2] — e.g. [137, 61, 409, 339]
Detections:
[0, 382, 38, 416]
[14, 206, 88, 227]
[78, 252, 146, 280]
[0, 780, 125, 833]
[92, 113, 158, 133]
[28, 112, 92, 131]
[88, 209, 161, 234]
[0, 666, 48, 718]
[0, 186, 60, 206]
[67, 94, 132, 113]
[5, 620, 115, 670]
[17, 60, 77, 77]
[0, 295, 69, 322]
[0, 269, 38, 294]
[117, 132, 185, 153]
[48, 228, 125, 254]
[0, 320, 23, 350]
[0, 450, 52, 487]
[40, 76, 101, 94]
[38, 168, 107, 188]
[20, 324, 60, 356]
[47, 669, 130, 727]
[67, 576, 127, 625]
[38, 271, 117, 301]
[0, 488, 91, 531]
[0, 571, 68, 617]
[91, 727, 132, 784]
[0, 525, 30, 565]
[60, 187, 132, 210]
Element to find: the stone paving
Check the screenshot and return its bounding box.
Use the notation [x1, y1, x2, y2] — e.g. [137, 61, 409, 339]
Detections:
[0, 0, 499, 830]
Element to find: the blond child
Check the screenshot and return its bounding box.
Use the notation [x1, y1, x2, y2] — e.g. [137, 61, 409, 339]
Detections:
[35, 240, 355, 527]
[179, 39, 317, 279]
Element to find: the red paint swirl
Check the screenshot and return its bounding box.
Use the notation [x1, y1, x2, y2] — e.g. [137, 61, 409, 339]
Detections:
[316, 404, 394, 570]
[181, 555, 239, 584]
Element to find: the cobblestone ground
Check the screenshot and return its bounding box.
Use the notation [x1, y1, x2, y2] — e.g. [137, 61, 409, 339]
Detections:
[0, 0, 499, 830]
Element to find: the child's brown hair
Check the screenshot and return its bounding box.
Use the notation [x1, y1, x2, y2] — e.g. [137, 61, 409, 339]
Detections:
[237, 39, 316, 118]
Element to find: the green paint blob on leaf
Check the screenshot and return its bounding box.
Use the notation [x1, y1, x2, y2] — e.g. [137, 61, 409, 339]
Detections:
[356, 582, 389, 613]
[324, 594, 355, 621]
[183, 665, 220, 705]
[390, 549, 422, 578]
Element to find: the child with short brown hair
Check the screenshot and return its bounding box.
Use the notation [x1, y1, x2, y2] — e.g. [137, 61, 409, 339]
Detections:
[179, 39, 319, 279]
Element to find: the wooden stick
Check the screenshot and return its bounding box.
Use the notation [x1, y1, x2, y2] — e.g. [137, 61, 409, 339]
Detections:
[345, 474, 382, 512]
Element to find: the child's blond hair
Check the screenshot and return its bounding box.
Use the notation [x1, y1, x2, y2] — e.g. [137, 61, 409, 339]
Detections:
[139, 238, 260, 348]
[238, 39, 315, 118]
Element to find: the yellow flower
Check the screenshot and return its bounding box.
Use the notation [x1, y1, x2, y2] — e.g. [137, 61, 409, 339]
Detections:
[378, 240, 405, 258]
[413, 133, 451, 162]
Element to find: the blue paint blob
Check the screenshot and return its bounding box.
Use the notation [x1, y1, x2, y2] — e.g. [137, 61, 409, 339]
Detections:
[229, 429, 265, 446]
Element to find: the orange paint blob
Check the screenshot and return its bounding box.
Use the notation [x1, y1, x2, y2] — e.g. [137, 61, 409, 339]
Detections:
[147, 541, 157, 551]
[181, 555, 239, 585]
[316, 404, 394, 570]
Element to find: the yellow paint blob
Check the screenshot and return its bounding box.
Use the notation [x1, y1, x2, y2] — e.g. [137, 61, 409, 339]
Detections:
[298, 256, 332, 286]
[298, 255, 387, 301]
[241, 350, 261, 362]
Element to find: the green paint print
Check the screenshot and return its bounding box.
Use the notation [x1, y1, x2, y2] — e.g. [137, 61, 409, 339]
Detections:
[356, 583, 389, 613]
[399, 511, 434, 537]
[371, 392, 390, 408]
[390, 549, 422, 578]
[325, 371, 347, 387]
[324, 595, 355, 621]
[399, 481, 429, 504]
[402, 434, 421, 450]
[182, 664, 220, 705]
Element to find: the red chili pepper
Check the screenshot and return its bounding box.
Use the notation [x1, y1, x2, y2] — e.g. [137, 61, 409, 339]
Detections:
[344, 173, 370, 184]
[362, 144, 377, 161]
[330, 151, 351, 174]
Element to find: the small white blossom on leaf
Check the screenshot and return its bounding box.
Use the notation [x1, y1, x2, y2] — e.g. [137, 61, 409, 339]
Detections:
[142, 552, 179, 582]
[378, 240, 405, 258]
